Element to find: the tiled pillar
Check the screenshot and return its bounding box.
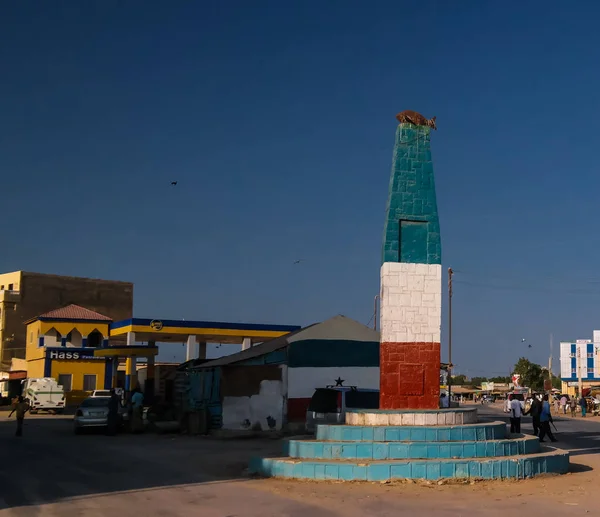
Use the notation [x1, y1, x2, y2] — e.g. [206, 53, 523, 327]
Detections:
[379, 115, 442, 410]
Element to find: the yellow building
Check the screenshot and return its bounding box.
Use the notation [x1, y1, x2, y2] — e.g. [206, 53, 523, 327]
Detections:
[25, 305, 113, 399]
[0, 270, 133, 370]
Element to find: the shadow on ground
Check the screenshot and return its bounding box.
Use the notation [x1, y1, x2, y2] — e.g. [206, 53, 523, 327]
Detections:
[0, 416, 283, 511]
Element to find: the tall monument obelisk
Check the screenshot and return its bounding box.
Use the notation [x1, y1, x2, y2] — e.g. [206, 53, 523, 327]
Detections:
[379, 110, 442, 410]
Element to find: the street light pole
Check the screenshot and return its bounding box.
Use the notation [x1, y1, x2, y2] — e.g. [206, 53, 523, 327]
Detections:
[373, 294, 379, 331]
[447, 268, 453, 401]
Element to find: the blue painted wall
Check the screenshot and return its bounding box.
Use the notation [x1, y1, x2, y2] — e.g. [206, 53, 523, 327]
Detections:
[382, 123, 441, 265]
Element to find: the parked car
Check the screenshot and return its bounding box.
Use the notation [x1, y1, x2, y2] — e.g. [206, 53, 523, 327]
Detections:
[305, 386, 379, 433]
[74, 397, 111, 434]
[74, 397, 128, 434]
[91, 390, 111, 398]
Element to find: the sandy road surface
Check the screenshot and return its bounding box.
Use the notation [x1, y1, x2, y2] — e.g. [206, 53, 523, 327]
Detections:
[0, 404, 598, 516]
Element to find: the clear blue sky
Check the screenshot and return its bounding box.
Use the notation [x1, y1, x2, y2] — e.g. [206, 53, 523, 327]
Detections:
[2, 1, 600, 372]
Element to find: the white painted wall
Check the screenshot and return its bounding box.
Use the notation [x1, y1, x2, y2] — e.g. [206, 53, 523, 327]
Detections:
[560, 341, 573, 379]
[287, 366, 379, 399]
[380, 262, 441, 344]
[67, 330, 82, 348]
[222, 379, 285, 431]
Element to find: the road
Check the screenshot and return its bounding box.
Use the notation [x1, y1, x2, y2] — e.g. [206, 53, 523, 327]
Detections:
[0, 405, 599, 516]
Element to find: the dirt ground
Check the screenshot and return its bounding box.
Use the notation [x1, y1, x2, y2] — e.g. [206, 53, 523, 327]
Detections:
[1, 404, 599, 516]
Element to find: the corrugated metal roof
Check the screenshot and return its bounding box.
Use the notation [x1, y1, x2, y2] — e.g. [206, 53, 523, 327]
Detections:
[36, 304, 112, 321]
[195, 315, 379, 369]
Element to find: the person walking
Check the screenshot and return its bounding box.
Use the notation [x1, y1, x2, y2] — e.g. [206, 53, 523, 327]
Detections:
[579, 395, 587, 417]
[539, 394, 557, 442]
[130, 387, 145, 434]
[554, 397, 560, 414]
[524, 394, 542, 436]
[569, 397, 577, 417]
[9, 396, 30, 437]
[509, 395, 524, 433]
[560, 395, 568, 415]
[106, 388, 120, 436]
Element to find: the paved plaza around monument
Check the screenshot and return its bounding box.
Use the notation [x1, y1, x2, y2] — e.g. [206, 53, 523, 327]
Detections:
[0, 405, 596, 516]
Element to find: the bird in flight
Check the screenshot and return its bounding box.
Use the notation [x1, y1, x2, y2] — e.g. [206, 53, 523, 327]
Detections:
[293, 259, 303, 265]
[171, 181, 178, 186]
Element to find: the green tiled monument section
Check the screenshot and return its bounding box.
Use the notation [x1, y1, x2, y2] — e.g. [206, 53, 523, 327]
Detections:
[249, 451, 570, 481]
[285, 435, 540, 459]
[382, 123, 441, 265]
[249, 415, 571, 481]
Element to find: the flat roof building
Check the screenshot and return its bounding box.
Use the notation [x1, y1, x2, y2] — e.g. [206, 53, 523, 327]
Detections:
[0, 271, 133, 370]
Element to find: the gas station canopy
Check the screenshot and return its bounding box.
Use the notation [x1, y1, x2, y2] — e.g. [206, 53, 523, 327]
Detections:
[109, 318, 301, 344]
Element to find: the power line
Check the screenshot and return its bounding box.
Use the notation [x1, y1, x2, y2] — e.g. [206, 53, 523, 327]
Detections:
[454, 279, 600, 296]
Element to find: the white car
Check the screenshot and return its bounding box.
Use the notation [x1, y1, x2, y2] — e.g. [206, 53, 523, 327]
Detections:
[91, 390, 111, 398]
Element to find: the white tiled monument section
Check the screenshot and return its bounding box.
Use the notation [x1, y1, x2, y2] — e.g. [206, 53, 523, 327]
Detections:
[380, 262, 442, 344]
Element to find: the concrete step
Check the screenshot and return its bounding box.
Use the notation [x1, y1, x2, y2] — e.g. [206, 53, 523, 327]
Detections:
[315, 421, 507, 442]
[285, 434, 539, 460]
[347, 408, 477, 426]
[249, 447, 570, 481]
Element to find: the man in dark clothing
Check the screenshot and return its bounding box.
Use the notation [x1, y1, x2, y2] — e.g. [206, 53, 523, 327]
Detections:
[539, 394, 557, 443]
[106, 389, 120, 436]
[9, 396, 30, 437]
[525, 394, 542, 436]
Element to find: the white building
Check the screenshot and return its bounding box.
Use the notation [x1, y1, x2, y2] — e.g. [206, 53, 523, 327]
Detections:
[560, 330, 600, 395]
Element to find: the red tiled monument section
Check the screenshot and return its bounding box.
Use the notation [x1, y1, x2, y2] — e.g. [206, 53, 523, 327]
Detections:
[379, 341, 441, 409]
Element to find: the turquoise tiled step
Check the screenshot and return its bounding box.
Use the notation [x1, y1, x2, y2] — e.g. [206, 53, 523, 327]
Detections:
[285, 435, 539, 460]
[315, 421, 506, 442]
[249, 449, 570, 481]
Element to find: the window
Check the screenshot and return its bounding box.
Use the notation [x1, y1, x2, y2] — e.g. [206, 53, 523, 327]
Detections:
[0, 285, 4, 290]
[57, 374, 72, 392]
[345, 390, 380, 410]
[588, 353, 594, 358]
[83, 375, 96, 391]
[588, 368, 595, 375]
[7, 283, 13, 290]
[307, 389, 339, 413]
[572, 368, 577, 374]
[87, 330, 102, 348]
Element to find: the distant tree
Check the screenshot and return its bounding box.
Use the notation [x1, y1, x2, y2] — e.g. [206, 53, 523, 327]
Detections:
[452, 374, 467, 385]
[470, 376, 488, 387]
[513, 357, 545, 391]
[489, 376, 511, 384]
[552, 374, 562, 390]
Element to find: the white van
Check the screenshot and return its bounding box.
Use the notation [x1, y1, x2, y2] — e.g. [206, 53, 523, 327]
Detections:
[22, 378, 65, 413]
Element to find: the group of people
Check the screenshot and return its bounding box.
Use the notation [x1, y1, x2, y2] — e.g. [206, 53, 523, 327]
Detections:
[553, 394, 589, 417]
[506, 392, 592, 442]
[506, 394, 557, 442]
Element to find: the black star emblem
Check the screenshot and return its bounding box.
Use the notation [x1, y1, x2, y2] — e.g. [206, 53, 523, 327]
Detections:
[334, 377, 344, 387]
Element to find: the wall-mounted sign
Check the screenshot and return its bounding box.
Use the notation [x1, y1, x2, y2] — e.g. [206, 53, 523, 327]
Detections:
[150, 320, 164, 331]
[47, 349, 100, 360]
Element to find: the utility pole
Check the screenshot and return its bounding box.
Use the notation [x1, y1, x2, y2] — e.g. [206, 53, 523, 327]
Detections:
[548, 333, 553, 394]
[447, 268, 453, 401]
[578, 346, 583, 397]
[373, 294, 379, 331]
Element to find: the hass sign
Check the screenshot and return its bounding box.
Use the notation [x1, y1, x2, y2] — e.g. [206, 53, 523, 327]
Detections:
[48, 350, 98, 360]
